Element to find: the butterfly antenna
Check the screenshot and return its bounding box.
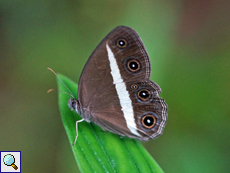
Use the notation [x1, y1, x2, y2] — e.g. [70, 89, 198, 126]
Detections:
[47, 89, 54, 93]
[47, 67, 75, 99]
[47, 88, 75, 98]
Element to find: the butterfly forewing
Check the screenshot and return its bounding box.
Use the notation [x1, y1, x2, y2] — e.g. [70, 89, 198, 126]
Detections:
[76, 26, 167, 140]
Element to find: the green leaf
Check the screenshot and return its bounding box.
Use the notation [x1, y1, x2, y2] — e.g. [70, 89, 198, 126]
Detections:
[57, 74, 164, 173]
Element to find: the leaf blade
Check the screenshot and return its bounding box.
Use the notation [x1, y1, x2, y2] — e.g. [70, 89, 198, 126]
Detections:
[57, 74, 164, 173]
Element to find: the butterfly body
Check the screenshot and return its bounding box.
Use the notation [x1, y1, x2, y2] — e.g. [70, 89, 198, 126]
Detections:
[68, 26, 168, 141]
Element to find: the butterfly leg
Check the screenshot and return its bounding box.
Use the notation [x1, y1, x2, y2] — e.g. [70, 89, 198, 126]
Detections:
[72, 119, 85, 146]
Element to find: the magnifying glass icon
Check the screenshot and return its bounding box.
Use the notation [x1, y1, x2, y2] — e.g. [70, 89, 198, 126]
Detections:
[3, 154, 18, 170]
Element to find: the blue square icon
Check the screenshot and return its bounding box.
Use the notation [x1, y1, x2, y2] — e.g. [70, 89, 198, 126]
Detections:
[0, 151, 21, 173]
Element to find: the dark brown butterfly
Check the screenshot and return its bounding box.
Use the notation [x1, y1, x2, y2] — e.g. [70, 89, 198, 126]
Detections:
[68, 26, 168, 144]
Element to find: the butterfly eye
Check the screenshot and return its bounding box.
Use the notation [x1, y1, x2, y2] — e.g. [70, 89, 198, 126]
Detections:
[130, 84, 138, 90]
[137, 89, 151, 101]
[116, 38, 128, 48]
[141, 114, 156, 129]
[126, 59, 141, 73]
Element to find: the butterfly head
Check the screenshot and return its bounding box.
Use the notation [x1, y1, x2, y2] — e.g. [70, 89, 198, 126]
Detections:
[68, 98, 81, 115]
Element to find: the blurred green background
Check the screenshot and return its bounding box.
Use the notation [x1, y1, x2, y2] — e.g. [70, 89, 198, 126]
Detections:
[1, 1, 230, 173]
